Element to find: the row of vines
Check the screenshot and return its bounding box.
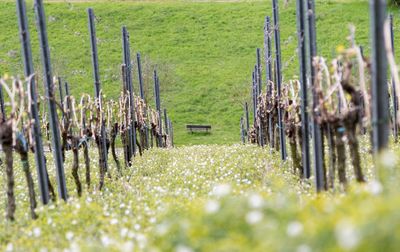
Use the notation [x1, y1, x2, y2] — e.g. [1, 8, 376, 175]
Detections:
[241, 0, 396, 192]
[1, 0, 174, 221]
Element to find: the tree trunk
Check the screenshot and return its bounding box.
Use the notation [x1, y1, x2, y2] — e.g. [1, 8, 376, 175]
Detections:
[335, 128, 347, 188]
[83, 142, 91, 188]
[111, 123, 121, 176]
[347, 127, 365, 182]
[21, 154, 38, 219]
[72, 140, 82, 197]
[4, 145, 15, 221]
[327, 125, 336, 189]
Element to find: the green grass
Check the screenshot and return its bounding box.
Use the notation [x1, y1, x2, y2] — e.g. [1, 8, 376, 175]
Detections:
[0, 0, 398, 145]
[1, 140, 400, 251]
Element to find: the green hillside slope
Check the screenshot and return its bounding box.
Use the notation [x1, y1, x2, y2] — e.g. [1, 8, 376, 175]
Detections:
[0, 0, 394, 145]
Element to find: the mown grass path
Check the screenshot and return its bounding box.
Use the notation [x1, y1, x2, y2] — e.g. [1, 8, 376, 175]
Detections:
[1, 143, 400, 251]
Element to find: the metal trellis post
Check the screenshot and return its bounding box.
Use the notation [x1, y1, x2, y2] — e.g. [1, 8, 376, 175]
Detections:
[34, 0, 67, 200]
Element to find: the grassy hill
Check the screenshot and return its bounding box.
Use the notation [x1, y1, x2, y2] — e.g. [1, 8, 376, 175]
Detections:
[0, 0, 396, 145]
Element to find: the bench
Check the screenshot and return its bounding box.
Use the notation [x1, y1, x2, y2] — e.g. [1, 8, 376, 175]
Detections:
[186, 124, 211, 133]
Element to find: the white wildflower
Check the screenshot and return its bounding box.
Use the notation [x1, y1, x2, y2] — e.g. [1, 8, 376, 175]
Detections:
[101, 235, 112, 246]
[367, 180, 383, 195]
[33, 227, 41, 237]
[5, 243, 13, 252]
[245, 210, 263, 225]
[296, 244, 312, 252]
[175, 244, 194, 252]
[335, 221, 360, 250]
[136, 233, 147, 248]
[110, 218, 118, 225]
[66, 231, 74, 241]
[205, 200, 220, 214]
[155, 223, 169, 236]
[380, 151, 397, 169]
[121, 241, 134, 252]
[248, 193, 263, 208]
[69, 242, 80, 252]
[120, 227, 129, 238]
[212, 184, 231, 197]
[287, 221, 303, 237]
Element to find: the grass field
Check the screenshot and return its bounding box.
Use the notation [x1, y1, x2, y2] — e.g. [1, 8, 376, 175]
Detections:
[1, 141, 400, 251]
[0, 0, 397, 146]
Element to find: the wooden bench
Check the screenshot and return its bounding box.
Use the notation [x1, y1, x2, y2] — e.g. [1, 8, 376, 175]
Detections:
[186, 124, 211, 133]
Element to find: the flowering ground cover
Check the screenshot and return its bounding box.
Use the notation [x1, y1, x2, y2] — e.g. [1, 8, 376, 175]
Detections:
[1, 141, 400, 251]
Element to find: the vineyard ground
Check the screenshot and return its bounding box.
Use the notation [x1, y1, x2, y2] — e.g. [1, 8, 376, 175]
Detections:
[1, 140, 400, 251]
[0, 0, 395, 145]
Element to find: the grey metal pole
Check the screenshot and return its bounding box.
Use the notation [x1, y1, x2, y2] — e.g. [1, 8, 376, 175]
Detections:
[390, 15, 398, 142]
[256, 48, 262, 94]
[34, 0, 67, 201]
[88, 8, 108, 172]
[164, 108, 169, 135]
[123, 28, 137, 156]
[252, 71, 256, 124]
[17, 0, 49, 205]
[245, 102, 250, 135]
[307, 0, 325, 191]
[358, 47, 367, 135]
[272, 0, 287, 160]
[64, 82, 71, 118]
[156, 76, 163, 147]
[370, 0, 389, 152]
[0, 85, 4, 120]
[64, 82, 70, 101]
[137, 52, 145, 100]
[122, 26, 135, 158]
[265, 16, 274, 149]
[64, 81, 73, 135]
[296, 0, 311, 178]
[169, 119, 174, 147]
[88, 8, 100, 98]
[254, 65, 260, 97]
[154, 70, 163, 147]
[58, 77, 64, 108]
[136, 52, 149, 149]
[264, 16, 273, 89]
[255, 62, 264, 147]
[240, 117, 245, 144]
